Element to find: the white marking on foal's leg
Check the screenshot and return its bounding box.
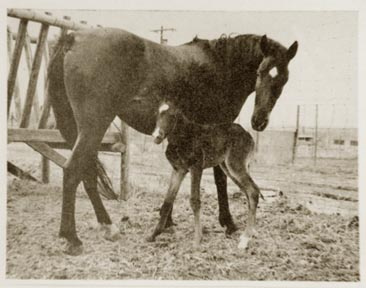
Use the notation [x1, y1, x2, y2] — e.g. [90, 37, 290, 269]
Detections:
[238, 227, 257, 249]
[100, 223, 121, 242]
[238, 233, 250, 249]
[159, 103, 170, 113]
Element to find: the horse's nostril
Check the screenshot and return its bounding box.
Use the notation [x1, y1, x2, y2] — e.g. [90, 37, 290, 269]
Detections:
[251, 115, 268, 131]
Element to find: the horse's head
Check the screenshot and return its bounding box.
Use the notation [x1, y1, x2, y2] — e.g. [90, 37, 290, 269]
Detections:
[251, 35, 298, 131]
[152, 100, 179, 144]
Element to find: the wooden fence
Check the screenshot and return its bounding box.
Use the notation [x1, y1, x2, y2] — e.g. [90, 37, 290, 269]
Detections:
[7, 9, 130, 200]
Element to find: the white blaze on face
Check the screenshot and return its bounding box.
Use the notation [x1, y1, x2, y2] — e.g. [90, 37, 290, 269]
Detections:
[159, 103, 170, 113]
[269, 67, 278, 78]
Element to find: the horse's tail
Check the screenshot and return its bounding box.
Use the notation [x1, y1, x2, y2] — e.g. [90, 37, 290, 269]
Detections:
[48, 33, 118, 200]
[48, 33, 77, 146]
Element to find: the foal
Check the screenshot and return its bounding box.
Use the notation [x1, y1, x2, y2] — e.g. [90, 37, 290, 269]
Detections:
[147, 100, 261, 249]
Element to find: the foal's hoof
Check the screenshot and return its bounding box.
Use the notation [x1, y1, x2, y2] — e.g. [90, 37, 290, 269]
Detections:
[64, 242, 83, 256]
[163, 226, 176, 234]
[164, 218, 177, 229]
[193, 241, 201, 250]
[101, 224, 121, 242]
[238, 235, 250, 250]
[146, 235, 156, 242]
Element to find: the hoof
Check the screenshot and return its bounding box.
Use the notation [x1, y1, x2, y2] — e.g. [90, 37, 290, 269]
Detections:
[225, 223, 239, 235]
[164, 218, 177, 229]
[193, 241, 201, 249]
[102, 224, 121, 242]
[194, 231, 203, 248]
[238, 235, 250, 250]
[219, 216, 238, 234]
[64, 242, 83, 256]
[146, 235, 156, 242]
[163, 226, 175, 234]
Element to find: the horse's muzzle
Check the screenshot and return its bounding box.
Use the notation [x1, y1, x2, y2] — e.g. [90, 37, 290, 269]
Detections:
[251, 116, 269, 132]
[152, 127, 165, 144]
[154, 136, 164, 144]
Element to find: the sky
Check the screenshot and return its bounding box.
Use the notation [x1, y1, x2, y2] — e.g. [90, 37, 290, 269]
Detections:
[7, 10, 358, 129]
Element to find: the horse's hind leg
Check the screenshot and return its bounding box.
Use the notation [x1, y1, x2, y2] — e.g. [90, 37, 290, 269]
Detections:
[213, 166, 238, 235]
[60, 117, 114, 255]
[83, 157, 120, 242]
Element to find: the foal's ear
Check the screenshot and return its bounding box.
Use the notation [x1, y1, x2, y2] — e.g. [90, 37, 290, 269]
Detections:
[287, 41, 298, 61]
[260, 35, 269, 56]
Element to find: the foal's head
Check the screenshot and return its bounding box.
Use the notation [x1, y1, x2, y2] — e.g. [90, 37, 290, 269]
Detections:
[252, 35, 298, 131]
[152, 101, 179, 144]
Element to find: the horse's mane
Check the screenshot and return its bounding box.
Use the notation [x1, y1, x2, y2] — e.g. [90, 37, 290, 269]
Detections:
[186, 33, 288, 67]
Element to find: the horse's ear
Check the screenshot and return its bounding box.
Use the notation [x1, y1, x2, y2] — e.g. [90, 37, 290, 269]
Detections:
[260, 35, 269, 56]
[287, 41, 298, 61]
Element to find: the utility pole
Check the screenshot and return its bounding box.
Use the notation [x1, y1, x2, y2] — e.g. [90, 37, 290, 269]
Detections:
[292, 105, 300, 164]
[151, 26, 176, 44]
[314, 104, 319, 165]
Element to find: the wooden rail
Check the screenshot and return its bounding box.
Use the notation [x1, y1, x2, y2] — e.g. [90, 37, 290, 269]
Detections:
[8, 9, 92, 30]
[8, 129, 126, 152]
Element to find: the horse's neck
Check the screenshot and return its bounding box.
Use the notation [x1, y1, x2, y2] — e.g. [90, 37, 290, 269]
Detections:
[221, 36, 264, 91]
[204, 36, 264, 115]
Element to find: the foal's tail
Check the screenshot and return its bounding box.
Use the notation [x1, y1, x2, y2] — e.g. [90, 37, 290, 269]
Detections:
[48, 33, 118, 200]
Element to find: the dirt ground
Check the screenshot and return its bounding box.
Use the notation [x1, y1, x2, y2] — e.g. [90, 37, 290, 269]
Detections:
[6, 143, 359, 280]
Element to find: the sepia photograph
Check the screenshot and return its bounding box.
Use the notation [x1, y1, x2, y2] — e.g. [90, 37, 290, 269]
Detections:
[1, 1, 365, 287]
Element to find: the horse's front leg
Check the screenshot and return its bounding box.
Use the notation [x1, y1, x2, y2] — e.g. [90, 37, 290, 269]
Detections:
[146, 168, 187, 242]
[190, 167, 203, 248]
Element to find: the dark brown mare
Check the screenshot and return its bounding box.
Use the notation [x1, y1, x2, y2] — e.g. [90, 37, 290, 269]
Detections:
[48, 27, 298, 255]
[148, 100, 260, 249]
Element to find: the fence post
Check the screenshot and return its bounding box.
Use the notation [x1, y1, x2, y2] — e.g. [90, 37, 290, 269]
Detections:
[120, 121, 130, 200]
[292, 105, 300, 163]
[37, 14, 56, 184]
[314, 104, 319, 164]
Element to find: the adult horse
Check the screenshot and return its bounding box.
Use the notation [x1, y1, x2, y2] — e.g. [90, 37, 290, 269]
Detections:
[48, 28, 298, 255]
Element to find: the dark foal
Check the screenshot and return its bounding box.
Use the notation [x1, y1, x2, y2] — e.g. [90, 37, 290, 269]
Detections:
[147, 101, 261, 249]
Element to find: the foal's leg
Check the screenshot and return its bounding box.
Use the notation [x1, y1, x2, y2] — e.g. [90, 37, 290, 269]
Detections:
[161, 203, 175, 229]
[146, 168, 187, 242]
[221, 140, 259, 249]
[82, 156, 120, 242]
[190, 167, 203, 248]
[213, 166, 238, 235]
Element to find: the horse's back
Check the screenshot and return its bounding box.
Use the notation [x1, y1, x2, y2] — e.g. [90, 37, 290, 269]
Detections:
[63, 28, 149, 104]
